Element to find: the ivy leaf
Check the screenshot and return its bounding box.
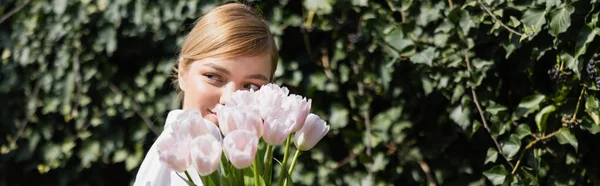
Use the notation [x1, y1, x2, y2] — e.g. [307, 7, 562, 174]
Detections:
[548, 4, 574, 37]
[501, 134, 521, 160]
[535, 105, 556, 133]
[561, 52, 581, 80]
[409, 47, 436, 66]
[585, 93, 600, 125]
[416, 2, 443, 26]
[384, 29, 414, 53]
[501, 36, 522, 59]
[485, 148, 498, 165]
[421, 75, 434, 95]
[521, 9, 547, 37]
[78, 140, 101, 168]
[509, 16, 521, 27]
[544, 0, 561, 11]
[513, 94, 546, 120]
[556, 128, 578, 151]
[574, 27, 599, 62]
[304, 0, 332, 15]
[450, 104, 471, 130]
[581, 119, 600, 134]
[329, 104, 349, 129]
[587, 12, 599, 28]
[351, 0, 368, 7]
[483, 165, 507, 185]
[515, 124, 532, 139]
[53, 0, 68, 15]
[460, 10, 475, 35]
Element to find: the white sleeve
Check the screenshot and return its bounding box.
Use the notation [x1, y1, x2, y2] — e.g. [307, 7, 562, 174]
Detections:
[132, 110, 204, 186]
[132, 131, 172, 186]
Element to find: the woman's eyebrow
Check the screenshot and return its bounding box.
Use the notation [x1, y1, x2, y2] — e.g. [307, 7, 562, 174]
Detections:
[245, 74, 268, 81]
[201, 63, 231, 75]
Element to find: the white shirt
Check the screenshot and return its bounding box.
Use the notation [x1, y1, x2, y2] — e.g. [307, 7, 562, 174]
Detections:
[133, 110, 223, 186]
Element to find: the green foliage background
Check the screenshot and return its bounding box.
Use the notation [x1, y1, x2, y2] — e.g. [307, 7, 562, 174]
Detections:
[1, 0, 600, 185]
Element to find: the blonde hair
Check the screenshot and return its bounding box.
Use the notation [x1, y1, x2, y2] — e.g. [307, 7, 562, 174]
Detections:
[176, 3, 278, 79]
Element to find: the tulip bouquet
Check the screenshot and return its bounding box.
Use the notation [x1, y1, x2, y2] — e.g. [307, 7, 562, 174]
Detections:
[156, 84, 329, 186]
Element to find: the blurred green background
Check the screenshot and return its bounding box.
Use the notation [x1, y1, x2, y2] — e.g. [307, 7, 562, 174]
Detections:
[2, 0, 600, 185]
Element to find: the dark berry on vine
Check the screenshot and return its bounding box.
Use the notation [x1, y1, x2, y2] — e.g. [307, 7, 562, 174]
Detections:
[348, 33, 362, 44]
[588, 59, 598, 81]
[548, 68, 560, 81]
[548, 68, 556, 76]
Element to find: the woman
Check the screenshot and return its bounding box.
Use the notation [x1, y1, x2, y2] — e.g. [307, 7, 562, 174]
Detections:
[133, 3, 278, 185]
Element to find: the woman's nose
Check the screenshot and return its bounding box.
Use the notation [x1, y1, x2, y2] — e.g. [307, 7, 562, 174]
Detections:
[218, 83, 239, 105]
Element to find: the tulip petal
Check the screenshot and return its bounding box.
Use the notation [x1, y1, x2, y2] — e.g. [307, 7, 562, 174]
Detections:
[223, 130, 258, 169]
[190, 135, 222, 176]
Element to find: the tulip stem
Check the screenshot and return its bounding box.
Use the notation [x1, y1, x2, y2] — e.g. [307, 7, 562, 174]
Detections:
[229, 163, 236, 186]
[264, 144, 274, 185]
[288, 149, 301, 175]
[201, 176, 209, 186]
[277, 135, 292, 186]
[238, 168, 244, 186]
[254, 154, 260, 186]
[284, 149, 301, 186]
[184, 171, 195, 185]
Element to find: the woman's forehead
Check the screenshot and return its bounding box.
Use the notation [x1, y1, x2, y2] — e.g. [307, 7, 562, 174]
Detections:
[192, 55, 272, 78]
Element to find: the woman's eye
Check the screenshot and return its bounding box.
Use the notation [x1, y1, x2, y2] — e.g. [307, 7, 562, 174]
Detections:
[244, 84, 260, 91]
[204, 73, 223, 83]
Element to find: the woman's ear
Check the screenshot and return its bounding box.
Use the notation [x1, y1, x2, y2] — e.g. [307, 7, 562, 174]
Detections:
[178, 60, 187, 92]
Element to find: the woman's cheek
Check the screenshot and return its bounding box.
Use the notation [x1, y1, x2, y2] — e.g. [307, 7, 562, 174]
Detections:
[191, 76, 219, 106]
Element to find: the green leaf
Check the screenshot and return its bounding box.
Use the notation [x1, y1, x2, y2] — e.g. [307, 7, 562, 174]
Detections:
[112, 149, 128, 163]
[78, 140, 101, 168]
[556, 128, 578, 151]
[521, 9, 547, 37]
[501, 134, 521, 160]
[416, 2, 443, 26]
[520, 167, 539, 185]
[515, 124, 532, 139]
[459, 10, 475, 35]
[548, 4, 574, 37]
[365, 153, 388, 172]
[208, 171, 227, 186]
[329, 104, 349, 129]
[561, 52, 581, 80]
[487, 104, 508, 115]
[450, 104, 471, 130]
[384, 29, 414, 52]
[483, 165, 507, 185]
[351, 0, 368, 7]
[451, 85, 464, 104]
[587, 11, 599, 28]
[535, 105, 556, 133]
[421, 75, 433, 95]
[509, 16, 522, 27]
[272, 158, 294, 186]
[585, 93, 600, 125]
[575, 27, 599, 62]
[501, 36, 522, 59]
[53, 0, 68, 15]
[303, 0, 332, 15]
[544, 0, 561, 10]
[485, 148, 498, 165]
[243, 167, 266, 186]
[581, 119, 600, 134]
[409, 47, 436, 66]
[513, 94, 546, 120]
